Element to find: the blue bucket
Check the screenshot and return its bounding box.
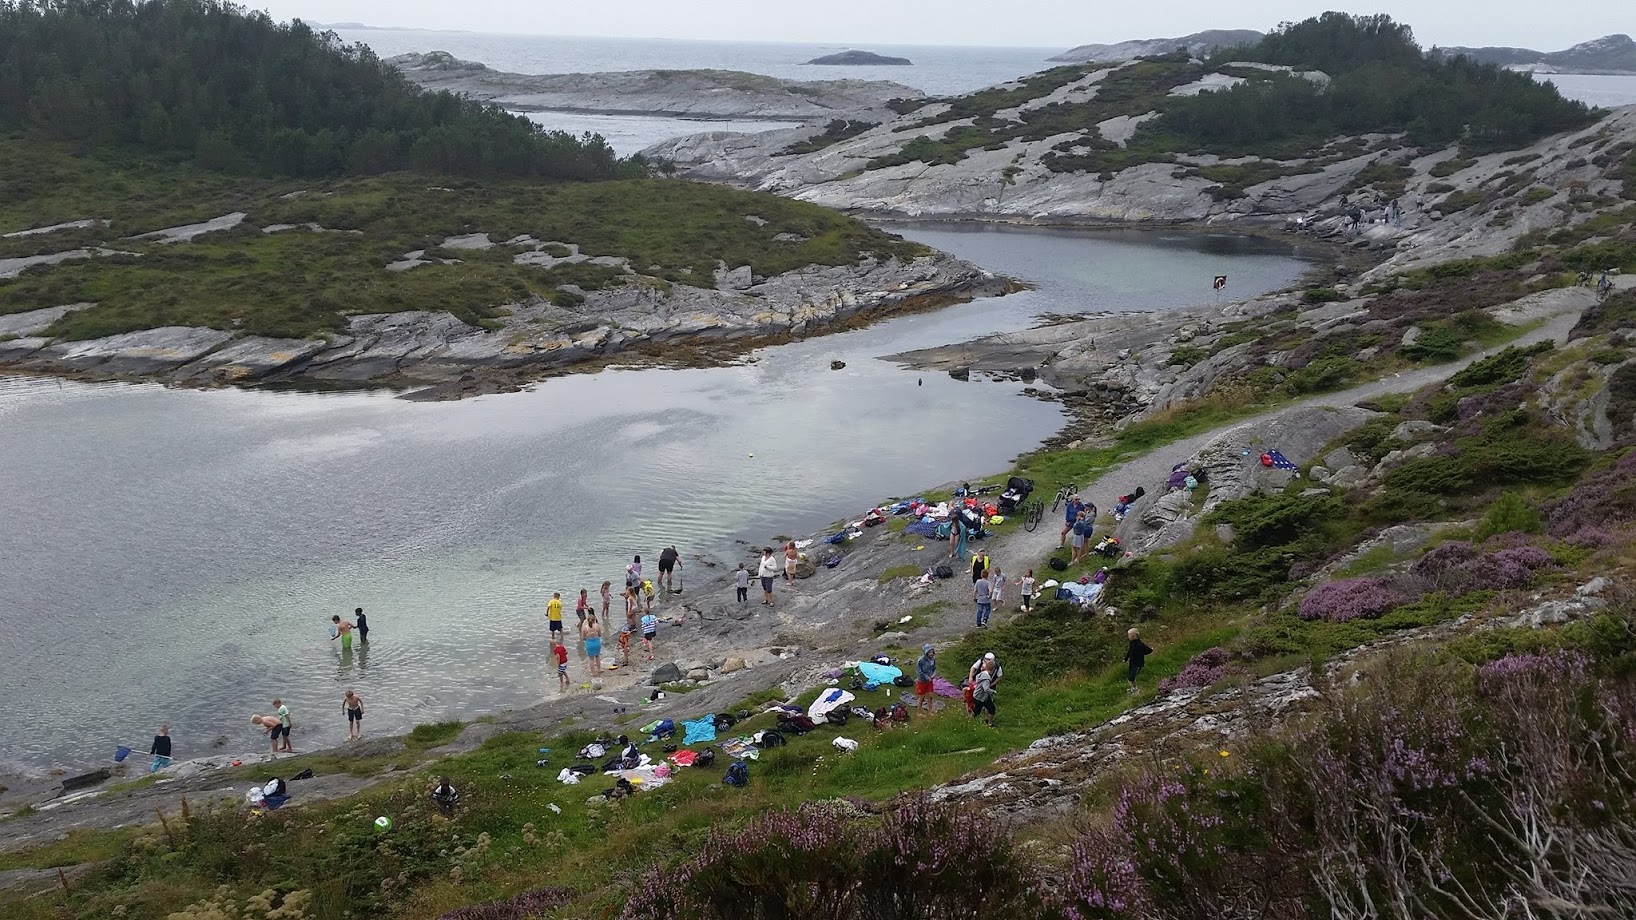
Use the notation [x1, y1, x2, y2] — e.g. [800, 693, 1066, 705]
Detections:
[113, 745, 133, 762]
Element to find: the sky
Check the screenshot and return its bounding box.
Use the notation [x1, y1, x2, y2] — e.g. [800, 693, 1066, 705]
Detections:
[252, 1, 1627, 51]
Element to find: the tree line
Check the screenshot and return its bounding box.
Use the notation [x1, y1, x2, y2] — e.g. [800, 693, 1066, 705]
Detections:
[0, 0, 644, 179]
[1154, 12, 1598, 156]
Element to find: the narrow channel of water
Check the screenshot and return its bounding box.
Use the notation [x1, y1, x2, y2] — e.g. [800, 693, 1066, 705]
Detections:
[0, 224, 1315, 769]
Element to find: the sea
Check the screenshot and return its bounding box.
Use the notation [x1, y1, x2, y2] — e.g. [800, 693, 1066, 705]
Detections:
[328, 28, 1636, 155]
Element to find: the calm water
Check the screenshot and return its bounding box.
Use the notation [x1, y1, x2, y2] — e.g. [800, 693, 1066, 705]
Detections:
[334, 30, 1636, 155]
[0, 225, 1315, 770]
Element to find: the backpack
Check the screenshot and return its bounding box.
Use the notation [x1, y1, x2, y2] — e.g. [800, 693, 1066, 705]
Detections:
[695, 748, 717, 768]
[755, 730, 787, 749]
[778, 714, 817, 735]
[825, 708, 849, 726]
[1049, 558, 1068, 572]
[892, 675, 914, 688]
[713, 713, 737, 731]
[889, 703, 910, 723]
[724, 760, 749, 787]
[934, 564, 954, 579]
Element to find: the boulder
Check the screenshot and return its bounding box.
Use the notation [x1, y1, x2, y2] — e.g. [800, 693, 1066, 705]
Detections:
[721, 657, 748, 673]
[687, 668, 711, 681]
[650, 662, 683, 685]
[1329, 465, 1369, 488]
[1390, 420, 1446, 442]
[1142, 490, 1193, 527]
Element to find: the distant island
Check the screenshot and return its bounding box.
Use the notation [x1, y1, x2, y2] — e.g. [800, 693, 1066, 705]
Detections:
[1050, 29, 1264, 63]
[1437, 34, 1636, 74]
[805, 50, 912, 66]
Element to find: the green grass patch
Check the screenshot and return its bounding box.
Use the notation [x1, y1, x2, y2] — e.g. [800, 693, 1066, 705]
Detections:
[878, 564, 924, 583]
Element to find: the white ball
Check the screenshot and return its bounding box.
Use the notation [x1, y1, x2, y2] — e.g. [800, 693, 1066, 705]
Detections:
[374, 816, 392, 830]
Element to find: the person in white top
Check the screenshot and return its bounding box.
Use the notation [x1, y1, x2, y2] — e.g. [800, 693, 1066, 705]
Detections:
[968, 652, 1002, 687]
[1019, 569, 1036, 612]
[756, 547, 780, 607]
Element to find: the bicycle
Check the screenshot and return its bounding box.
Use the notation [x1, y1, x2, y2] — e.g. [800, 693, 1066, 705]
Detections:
[1022, 499, 1045, 532]
[1597, 272, 1613, 302]
[1051, 482, 1078, 514]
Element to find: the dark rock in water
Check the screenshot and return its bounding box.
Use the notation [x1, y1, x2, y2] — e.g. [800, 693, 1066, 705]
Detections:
[805, 50, 912, 66]
[1018, 367, 1037, 381]
[59, 767, 112, 793]
[650, 662, 683, 685]
[831, 360, 846, 369]
[949, 366, 970, 381]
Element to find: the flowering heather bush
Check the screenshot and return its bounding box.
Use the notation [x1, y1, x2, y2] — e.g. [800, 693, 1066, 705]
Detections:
[439, 887, 571, 920]
[1412, 540, 1477, 578]
[1544, 450, 1636, 537]
[1465, 545, 1554, 589]
[1475, 649, 1590, 687]
[1158, 647, 1234, 692]
[1298, 576, 1406, 622]
[1564, 525, 1615, 547]
[1478, 528, 1537, 550]
[620, 799, 1044, 919]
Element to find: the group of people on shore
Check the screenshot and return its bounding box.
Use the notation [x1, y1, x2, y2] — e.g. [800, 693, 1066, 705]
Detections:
[547, 547, 681, 687]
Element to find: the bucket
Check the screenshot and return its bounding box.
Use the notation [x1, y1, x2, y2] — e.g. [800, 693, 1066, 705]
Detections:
[113, 745, 132, 763]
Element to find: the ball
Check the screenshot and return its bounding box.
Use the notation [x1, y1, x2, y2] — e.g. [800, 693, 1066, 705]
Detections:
[374, 816, 392, 831]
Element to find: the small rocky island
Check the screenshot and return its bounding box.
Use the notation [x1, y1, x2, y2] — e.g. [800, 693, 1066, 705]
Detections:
[805, 50, 912, 66]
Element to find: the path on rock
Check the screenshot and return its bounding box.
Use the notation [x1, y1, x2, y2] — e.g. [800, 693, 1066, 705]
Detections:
[989, 292, 1592, 567]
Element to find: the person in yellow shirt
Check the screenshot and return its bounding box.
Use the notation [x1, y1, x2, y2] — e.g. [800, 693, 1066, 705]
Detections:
[547, 591, 564, 639]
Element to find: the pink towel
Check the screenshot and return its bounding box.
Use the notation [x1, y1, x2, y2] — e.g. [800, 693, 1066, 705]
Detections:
[931, 676, 963, 699]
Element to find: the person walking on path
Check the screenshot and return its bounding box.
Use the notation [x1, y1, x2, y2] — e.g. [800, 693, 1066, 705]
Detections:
[330, 614, 355, 652]
[1060, 494, 1084, 548]
[1019, 569, 1036, 612]
[972, 659, 998, 726]
[990, 560, 1005, 606]
[149, 724, 172, 773]
[553, 640, 570, 690]
[272, 698, 294, 753]
[658, 545, 681, 593]
[915, 645, 937, 714]
[640, 611, 658, 661]
[600, 581, 613, 618]
[1124, 628, 1154, 694]
[971, 550, 989, 584]
[575, 589, 590, 624]
[757, 547, 779, 606]
[581, 612, 603, 676]
[734, 563, 749, 604]
[354, 607, 369, 643]
[973, 572, 993, 628]
[547, 591, 565, 640]
[341, 690, 365, 741]
[783, 542, 799, 586]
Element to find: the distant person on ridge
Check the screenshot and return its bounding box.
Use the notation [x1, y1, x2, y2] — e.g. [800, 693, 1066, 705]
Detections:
[658, 545, 681, 592]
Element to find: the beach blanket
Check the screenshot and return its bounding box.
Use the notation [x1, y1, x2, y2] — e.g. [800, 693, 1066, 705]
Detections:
[719, 737, 760, 761]
[931, 676, 965, 699]
[613, 766, 671, 791]
[682, 715, 718, 745]
[904, 520, 940, 538]
[807, 688, 856, 721]
[668, 750, 699, 767]
[853, 661, 903, 684]
[1056, 582, 1104, 606]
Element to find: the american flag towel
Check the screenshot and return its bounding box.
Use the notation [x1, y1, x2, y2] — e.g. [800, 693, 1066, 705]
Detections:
[1266, 449, 1299, 471]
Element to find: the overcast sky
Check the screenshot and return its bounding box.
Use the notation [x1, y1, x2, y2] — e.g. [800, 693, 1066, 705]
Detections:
[252, 1, 1624, 51]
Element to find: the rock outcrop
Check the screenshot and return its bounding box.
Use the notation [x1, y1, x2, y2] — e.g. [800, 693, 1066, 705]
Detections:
[1049, 30, 1265, 64]
[804, 51, 912, 66]
[389, 52, 921, 121]
[0, 253, 1003, 396]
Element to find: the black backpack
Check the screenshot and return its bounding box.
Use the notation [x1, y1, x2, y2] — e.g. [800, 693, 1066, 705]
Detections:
[695, 748, 717, 768]
[778, 714, 817, 735]
[713, 713, 737, 731]
[825, 708, 849, 726]
[934, 564, 954, 579]
[724, 760, 749, 786]
[756, 730, 787, 749]
[892, 675, 914, 688]
[1049, 558, 1068, 571]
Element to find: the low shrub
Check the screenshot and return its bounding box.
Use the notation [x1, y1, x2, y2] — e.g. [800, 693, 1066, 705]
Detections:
[1298, 576, 1407, 622]
[1474, 492, 1543, 541]
[1157, 647, 1235, 691]
[1543, 450, 1636, 537]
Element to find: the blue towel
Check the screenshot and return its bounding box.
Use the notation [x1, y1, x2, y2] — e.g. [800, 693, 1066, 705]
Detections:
[856, 661, 903, 684]
[682, 715, 718, 745]
[904, 520, 940, 537]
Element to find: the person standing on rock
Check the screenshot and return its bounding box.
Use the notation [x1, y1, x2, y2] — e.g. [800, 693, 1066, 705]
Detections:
[149, 723, 172, 773]
[272, 698, 294, 753]
[658, 545, 681, 593]
[915, 645, 937, 714]
[989, 559, 1005, 607]
[640, 611, 658, 662]
[734, 563, 749, 604]
[783, 541, 799, 586]
[1124, 628, 1154, 694]
[757, 547, 779, 606]
[1019, 568, 1036, 612]
[973, 571, 993, 628]
[1060, 494, 1084, 549]
[971, 550, 989, 584]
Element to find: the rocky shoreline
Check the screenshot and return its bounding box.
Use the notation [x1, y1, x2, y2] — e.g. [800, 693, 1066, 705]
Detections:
[390, 51, 921, 122]
[0, 253, 1006, 399]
